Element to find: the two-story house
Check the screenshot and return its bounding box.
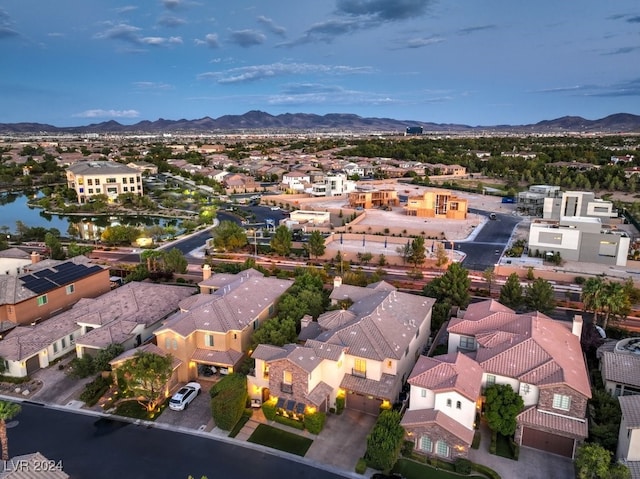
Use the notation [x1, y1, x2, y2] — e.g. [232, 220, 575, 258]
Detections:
[154, 270, 293, 382]
[402, 299, 590, 459]
[0, 256, 110, 326]
[248, 280, 435, 415]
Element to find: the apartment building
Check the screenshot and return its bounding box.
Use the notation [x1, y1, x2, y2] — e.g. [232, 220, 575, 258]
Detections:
[66, 161, 143, 204]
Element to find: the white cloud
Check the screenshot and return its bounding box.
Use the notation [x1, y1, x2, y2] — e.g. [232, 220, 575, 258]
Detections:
[133, 81, 173, 91]
[72, 109, 140, 119]
[195, 33, 220, 48]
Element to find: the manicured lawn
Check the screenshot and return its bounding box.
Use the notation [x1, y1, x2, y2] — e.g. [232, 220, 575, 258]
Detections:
[114, 400, 166, 421]
[393, 458, 485, 479]
[247, 424, 313, 456]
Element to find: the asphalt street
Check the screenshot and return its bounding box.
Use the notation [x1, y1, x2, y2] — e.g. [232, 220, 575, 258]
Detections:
[9, 403, 348, 479]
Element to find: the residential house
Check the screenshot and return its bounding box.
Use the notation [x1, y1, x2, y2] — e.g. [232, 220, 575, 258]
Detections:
[0, 281, 194, 377]
[154, 269, 293, 382]
[402, 300, 590, 459]
[599, 338, 640, 396]
[424, 164, 467, 177]
[517, 185, 562, 216]
[611, 155, 635, 164]
[405, 190, 468, 219]
[0, 248, 33, 276]
[617, 395, 640, 478]
[66, 161, 143, 204]
[126, 161, 158, 175]
[281, 170, 311, 193]
[348, 189, 400, 209]
[221, 173, 258, 193]
[543, 191, 616, 220]
[0, 256, 110, 326]
[248, 279, 434, 415]
[311, 173, 356, 197]
[528, 216, 630, 266]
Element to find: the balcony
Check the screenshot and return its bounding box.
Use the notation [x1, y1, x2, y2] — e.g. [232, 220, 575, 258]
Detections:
[281, 383, 293, 394]
[351, 368, 367, 379]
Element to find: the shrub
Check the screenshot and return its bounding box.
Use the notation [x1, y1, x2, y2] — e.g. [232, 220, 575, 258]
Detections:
[574, 276, 586, 285]
[68, 355, 95, 378]
[0, 375, 30, 384]
[304, 411, 326, 434]
[80, 375, 112, 406]
[262, 401, 277, 420]
[355, 458, 367, 474]
[471, 430, 482, 449]
[335, 396, 345, 415]
[274, 415, 304, 430]
[401, 440, 414, 457]
[454, 458, 472, 474]
[364, 410, 404, 472]
[210, 375, 248, 431]
[471, 463, 501, 479]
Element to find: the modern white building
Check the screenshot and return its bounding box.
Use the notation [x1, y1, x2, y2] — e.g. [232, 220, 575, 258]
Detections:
[517, 185, 561, 216]
[311, 173, 356, 197]
[66, 161, 143, 204]
[543, 191, 616, 220]
[528, 216, 630, 266]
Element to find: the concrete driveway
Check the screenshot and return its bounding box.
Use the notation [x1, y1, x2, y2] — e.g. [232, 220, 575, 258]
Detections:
[468, 424, 575, 479]
[155, 382, 214, 431]
[305, 409, 376, 471]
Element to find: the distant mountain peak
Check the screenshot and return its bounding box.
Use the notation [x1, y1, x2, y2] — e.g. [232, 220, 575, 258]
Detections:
[0, 111, 638, 134]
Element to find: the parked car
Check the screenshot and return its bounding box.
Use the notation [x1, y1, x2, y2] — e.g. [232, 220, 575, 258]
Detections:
[169, 382, 201, 411]
[270, 206, 280, 211]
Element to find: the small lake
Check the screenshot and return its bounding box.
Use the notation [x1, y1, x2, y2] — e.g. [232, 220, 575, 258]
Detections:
[0, 191, 182, 237]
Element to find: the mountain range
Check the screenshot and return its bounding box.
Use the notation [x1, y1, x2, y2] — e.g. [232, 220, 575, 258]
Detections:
[1, 111, 639, 135]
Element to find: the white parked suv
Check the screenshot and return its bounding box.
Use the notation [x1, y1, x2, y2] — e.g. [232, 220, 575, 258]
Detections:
[169, 382, 201, 411]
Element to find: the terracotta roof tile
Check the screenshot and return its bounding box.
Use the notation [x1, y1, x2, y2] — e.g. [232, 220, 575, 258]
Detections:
[517, 406, 588, 438]
[400, 409, 475, 444]
[619, 395, 640, 429]
[601, 351, 640, 388]
[408, 353, 483, 402]
[340, 372, 396, 399]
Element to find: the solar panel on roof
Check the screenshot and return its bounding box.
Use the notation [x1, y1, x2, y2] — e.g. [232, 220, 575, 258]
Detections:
[23, 278, 54, 294]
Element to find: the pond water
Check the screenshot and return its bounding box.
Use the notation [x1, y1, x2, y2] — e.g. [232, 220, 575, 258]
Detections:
[0, 191, 181, 237]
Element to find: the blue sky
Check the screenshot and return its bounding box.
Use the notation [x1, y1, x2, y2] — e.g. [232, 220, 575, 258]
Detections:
[1, 0, 639, 127]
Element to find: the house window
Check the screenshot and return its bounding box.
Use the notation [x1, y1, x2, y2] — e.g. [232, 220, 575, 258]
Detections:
[87, 179, 93, 186]
[387, 360, 392, 368]
[88, 188, 93, 194]
[282, 371, 293, 393]
[459, 336, 476, 350]
[486, 374, 496, 386]
[66, 284, 75, 295]
[61, 338, 67, 349]
[106, 177, 117, 183]
[172, 339, 178, 350]
[420, 436, 432, 452]
[129, 177, 135, 184]
[95, 178, 100, 185]
[37, 295, 47, 306]
[456, 401, 461, 409]
[446, 399, 452, 408]
[206, 334, 214, 347]
[269, 305, 274, 315]
[164, 338, 171, 349]
[95, 188, 101, 193]
[420, 388, 427, 398]
[552, 394, 571, 411]
[233, 333, 237, 340]
[436, 440, 449, 457]
[123, 187, 128, 192]
[353, 359, 366, 378]
[53, 342, 58, 353]
[263, 365, 269, 379]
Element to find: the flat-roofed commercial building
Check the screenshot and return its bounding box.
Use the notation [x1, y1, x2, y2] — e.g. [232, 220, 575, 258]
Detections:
[66, 161, 143, 204]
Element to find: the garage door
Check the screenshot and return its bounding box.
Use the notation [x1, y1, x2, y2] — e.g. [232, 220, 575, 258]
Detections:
[346, 392, 381, 415]
[521, 427, 575, 458]
[25, 355, 40, 375]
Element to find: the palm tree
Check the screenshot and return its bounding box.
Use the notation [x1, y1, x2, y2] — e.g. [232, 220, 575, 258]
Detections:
[601, 281, 630, 330]
[582, 277, 606, 323]
[0, 401, 21, 461]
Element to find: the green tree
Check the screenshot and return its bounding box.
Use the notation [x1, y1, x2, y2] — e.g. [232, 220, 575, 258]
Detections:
[408, 236, 426, 269]
[395, 242, 411, 265]
[609, 462, 631, 479]
[212, 221, 247, 252]
[116, 351, 174, 412]
[364, 410, 404, 472]
[435, 262, 471, 308]
[434, 242, 449, 268]
[524, 277, 555, 314]
[0, 401, 21, 460]
[482, 267, 496, 296]
[45, 232, 65, 260]
[163, 248, 188, 274]
[306, 230, 326, 259]
[270, 225, 292, 256]
[499, 273, 524, 309]
[101, 225, 141, 246]
[484, 384, 524, 437]
[574, 443, 612, 479]
[66, 242, 94, 258]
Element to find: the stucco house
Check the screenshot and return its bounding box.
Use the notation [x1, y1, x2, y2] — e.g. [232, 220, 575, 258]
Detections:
[617, 395, 640, 478]
[0, 255, 110, 326]
[154, 269, 293, 382]
[402, 299, 590, 460]
[248, 279, 435, 415]
[599, 338, 640, 397]
[0, 281, 194, 377]
[0, 248, 32, 276]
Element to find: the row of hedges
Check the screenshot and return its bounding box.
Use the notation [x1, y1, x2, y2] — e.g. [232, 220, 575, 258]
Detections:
[80, 375, 112, 406]
[261, 401, 326, 434]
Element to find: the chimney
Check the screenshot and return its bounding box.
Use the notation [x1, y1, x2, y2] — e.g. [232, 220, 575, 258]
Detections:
[202, 264, 212, 281]
[300, 314, 312, 330]
[572, 315, 583, 338]
[333, 276, 342, 288]
[31, 251, 41, 264]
